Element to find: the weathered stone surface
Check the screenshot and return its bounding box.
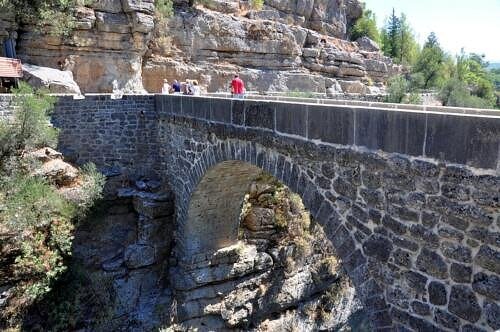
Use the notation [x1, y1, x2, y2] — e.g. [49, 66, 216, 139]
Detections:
[362, 234, 393, 262]
[450, 263, 472, 283]
[428, 281, 447, 306]
[416, 248, 448, 279]
[23, 94, 500, 331]
[472, 272, 500, 300]
[483, 300, 500, 330]
[474, 245, 500, 274]
[23, 63, 82, 94]
[434, 309, 460, 330]
[441, 241, 472, 263]
[34, 158, 79, 186]
[448, 285, 481, 323]
[124, 244, 156, 268]
[411, 301, 430, 317]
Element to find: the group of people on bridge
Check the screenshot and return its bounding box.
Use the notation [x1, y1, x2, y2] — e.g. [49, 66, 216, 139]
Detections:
[161, 74, 246, 99]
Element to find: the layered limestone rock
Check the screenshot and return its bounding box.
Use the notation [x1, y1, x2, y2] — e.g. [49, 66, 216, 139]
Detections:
[15, 0, 155, 93]
[143, 0, 397, 93]
[7, 0, 395, 94]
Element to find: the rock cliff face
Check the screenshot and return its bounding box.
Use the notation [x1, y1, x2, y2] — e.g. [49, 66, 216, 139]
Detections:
[143, 0, 397, 93]
[16, 0, 155, 93]
[6, 0, 397, 94]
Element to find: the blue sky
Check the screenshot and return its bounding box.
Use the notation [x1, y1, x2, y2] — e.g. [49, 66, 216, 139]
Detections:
[363, 0, 500, 62]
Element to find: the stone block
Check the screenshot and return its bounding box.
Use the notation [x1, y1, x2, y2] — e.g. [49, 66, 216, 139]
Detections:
[392, 248, 411, 268]
[362, 234, 393, 262]
[95, 11, 131, 33]
[441, 241, 472, 263]
[354, 108, 426, 156]
[231, 99, 245, 125]
[403, 271, 427, 294]
[308, 105, 354, 145]
[483, 300, 500, 330]
[450, 263, 472, 283]
[472, 272, 500, 300]
[131, 12, 154, 33]
[275, 102, 307, 137]
[425, 113, 499, 169]
[416, 248, 448, 279]
[191, 96, 209, 120]
[209, 98, 231, 122]
[428, 281, 447, 305]
[121, 0, 155, 14]
[448, 285, 481, 323]
[244, 101, 274, 130]
[91, 0, 123, 13]
[434, 309, 460, 330]
[411, 301, 430, 317]
[474, 245, 500, 274]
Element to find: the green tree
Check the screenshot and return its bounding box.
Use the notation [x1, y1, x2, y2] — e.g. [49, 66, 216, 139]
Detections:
[412, 32, 447, 88]
[380, 9, 419, 65]
[381, 9, 400, 59]
[350, 6, 380, 44]
[456, 51, 496, 104]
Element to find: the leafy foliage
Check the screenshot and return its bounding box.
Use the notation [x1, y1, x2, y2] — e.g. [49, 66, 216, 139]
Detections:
[1, 82, 58, 158]
[155, 0, 174, 19]
[380, 10, 419, 65]
[439, 78, 493, 109]
[349, 7, 380, 44]
[412, 33, 449, 89]
[385, 75, 421, 105]
[0, 0, 94, 37]
[0, 84, 104, 328]
[250, 0, 264, 10]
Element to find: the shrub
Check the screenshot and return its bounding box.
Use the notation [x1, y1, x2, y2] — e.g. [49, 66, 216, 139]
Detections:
[6, 82, 58, 156]
[155, 0, 174, 19]
[250, 0, 264, 10]
[0, 83, 104, 328]
[439, 79, 493, 109]
[286, 90, 317, 98]
[385, 75, 408, 103]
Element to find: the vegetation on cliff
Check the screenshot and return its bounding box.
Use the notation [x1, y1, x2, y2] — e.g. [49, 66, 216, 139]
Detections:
[351, 4, 500, 109]
[0, 83, 105, 329]
[0, 0, 96, 36]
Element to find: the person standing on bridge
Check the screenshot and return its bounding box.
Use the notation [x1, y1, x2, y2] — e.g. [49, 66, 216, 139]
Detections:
[231, 74, 245, 99]
[161, 79, 170, 94]
[172, 79, 181, 94]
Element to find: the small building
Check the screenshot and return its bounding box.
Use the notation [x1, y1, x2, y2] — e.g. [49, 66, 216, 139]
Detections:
[0, 56, 22, 92]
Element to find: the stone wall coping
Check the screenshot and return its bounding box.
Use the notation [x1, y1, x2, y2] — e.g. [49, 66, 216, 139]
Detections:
[2, 92, 499, 116]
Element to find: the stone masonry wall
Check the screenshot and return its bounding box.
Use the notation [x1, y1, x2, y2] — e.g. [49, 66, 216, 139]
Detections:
[2, 94, 498, 331]
[51, 95, 158, 179]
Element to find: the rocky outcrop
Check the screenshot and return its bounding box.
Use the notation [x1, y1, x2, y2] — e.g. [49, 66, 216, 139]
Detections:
[15, 1, 155, 93]
[22, 63, 82, 94]
[143, 1, 397, 93]
[6, 0, 396, 94]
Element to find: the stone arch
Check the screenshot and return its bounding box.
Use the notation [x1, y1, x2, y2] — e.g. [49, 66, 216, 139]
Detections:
[184, 160, 262, 254]
[172, 139, 391, 329]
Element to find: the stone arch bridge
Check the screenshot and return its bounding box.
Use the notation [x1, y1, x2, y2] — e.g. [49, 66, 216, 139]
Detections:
[50, 94, 500, 331]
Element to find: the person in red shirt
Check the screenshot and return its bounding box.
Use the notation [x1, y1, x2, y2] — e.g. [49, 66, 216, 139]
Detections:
[231, 74, 245, 99]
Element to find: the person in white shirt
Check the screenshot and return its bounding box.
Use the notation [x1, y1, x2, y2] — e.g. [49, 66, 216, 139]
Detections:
[161, 79, 170, 94]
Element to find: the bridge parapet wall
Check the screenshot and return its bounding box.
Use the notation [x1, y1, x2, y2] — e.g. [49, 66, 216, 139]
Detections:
[157, 95, 500, 171]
